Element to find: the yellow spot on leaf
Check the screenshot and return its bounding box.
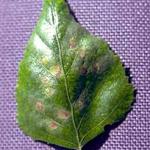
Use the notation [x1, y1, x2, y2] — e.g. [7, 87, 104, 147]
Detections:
[49, 65, 62, 77]
[40, 56, 49, 65]
[45, 88, 55, 97]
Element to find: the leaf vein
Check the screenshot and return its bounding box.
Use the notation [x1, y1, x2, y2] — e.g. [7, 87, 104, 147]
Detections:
[80, 100, 123, 143]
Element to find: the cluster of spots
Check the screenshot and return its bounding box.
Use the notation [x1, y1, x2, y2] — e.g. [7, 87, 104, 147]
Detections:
[57, 110, 70, 120]
[35, 101, 44, 112]
[49, 121, 58, 130]
[49, 65, 62, 78]
[38, 74, 56, 97]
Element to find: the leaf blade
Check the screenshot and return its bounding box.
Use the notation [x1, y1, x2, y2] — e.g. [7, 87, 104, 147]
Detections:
[16, 0, 134, 149]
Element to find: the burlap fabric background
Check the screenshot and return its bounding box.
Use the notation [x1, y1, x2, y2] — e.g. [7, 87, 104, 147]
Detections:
[0, 0, 150, 150]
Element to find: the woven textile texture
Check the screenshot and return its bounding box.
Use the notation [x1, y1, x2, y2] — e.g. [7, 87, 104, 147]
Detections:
[0, 0, 150, 150]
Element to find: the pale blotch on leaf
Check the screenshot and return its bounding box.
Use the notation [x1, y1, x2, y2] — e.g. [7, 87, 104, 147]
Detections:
[33, 34, 52, 58]
[49, 65, 62, 78]
[57, 110, 70, 120]
[69, 37, 76, 49]
[40, 19, 56, 43]
[44, 88, 55, 97]
[49, 121, 58, 130]
[35, 101, 44, 112]
[40, 76, 50, 85]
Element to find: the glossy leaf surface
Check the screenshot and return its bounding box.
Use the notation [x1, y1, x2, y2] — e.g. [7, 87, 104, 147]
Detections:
[16, 0, 133, 149]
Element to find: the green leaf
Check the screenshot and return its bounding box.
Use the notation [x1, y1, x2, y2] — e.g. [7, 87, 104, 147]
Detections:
[16, 0, 134, 149]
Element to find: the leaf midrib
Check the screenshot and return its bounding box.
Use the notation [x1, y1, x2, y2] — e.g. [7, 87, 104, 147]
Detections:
[55, 24, 81, 150]
[49, 2, 81, 149]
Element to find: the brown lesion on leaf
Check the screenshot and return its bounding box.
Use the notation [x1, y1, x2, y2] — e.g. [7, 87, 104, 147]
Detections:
[49, 65, 62, 78]
[80, 66, 87, 75]
[69, 37, 76, 49]
[35, 101, 44, 112]
[93, 62, 101, 72]
[57, 110, 70, 120]
[49, 121, 58, 130]
[75, 100, 84, 110]
[40, 76, 50, 84]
